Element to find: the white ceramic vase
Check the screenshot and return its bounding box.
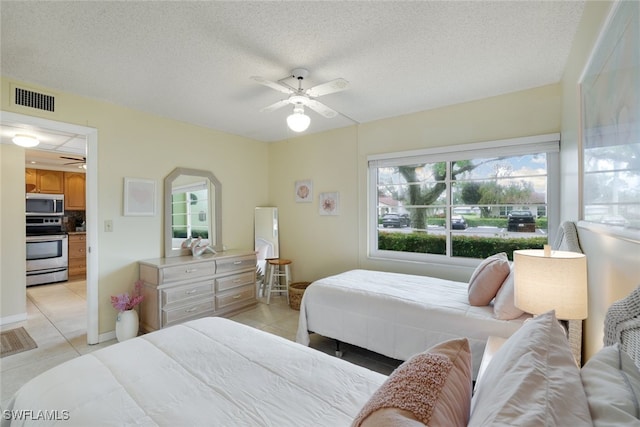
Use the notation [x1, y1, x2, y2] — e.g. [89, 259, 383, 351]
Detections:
[115, 309, 139, 342]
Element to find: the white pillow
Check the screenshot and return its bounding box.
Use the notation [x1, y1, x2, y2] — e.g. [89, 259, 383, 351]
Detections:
[493, 269, 525, 320]
[469, 310, 592, 426]
[581, 344, 640, 426]
[467, 252, 510, 306]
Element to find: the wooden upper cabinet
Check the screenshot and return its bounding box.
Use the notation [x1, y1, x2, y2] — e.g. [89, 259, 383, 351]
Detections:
[25, 168, 64, 194]
[64, 172, 86, 211]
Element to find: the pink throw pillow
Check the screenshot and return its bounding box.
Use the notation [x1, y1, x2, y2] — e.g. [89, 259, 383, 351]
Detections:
[352, 338, 472, 427]
[468, 253, 510, 306]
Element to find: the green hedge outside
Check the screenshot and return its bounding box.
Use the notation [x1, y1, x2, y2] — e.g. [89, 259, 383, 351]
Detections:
[378, 232, 547, 261]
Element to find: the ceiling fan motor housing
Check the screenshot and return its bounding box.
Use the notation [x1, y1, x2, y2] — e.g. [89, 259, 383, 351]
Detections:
[291, 68, 309, 81]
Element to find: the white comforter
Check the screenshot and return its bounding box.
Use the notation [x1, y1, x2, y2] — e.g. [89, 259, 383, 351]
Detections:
[3, 318, 386, 427]
[296, 269, 530, 378]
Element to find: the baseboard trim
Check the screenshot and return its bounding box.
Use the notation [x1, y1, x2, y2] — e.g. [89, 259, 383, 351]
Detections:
[0, 312, 28, 327]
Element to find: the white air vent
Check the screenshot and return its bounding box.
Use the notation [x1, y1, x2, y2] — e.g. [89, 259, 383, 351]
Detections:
[11, 85, 56, 113]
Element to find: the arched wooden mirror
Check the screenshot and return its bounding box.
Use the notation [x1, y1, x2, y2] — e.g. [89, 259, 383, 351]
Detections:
[164, 167, 222, 257]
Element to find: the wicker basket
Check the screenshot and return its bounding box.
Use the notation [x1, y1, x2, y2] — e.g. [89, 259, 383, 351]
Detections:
[288, 282, 311, 310]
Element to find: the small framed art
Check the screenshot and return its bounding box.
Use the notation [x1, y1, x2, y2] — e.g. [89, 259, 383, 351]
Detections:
[319, 192, 339, 216]
[295, 180, 313, 203]
[124, 177, 156, 216]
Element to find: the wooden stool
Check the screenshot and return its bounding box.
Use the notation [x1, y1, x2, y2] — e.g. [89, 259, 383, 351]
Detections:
[266, 258, 292, 304]
[259, 257, 278, 297]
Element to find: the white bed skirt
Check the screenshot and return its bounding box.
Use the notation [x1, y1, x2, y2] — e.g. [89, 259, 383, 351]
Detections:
[296, 269, 530, 378]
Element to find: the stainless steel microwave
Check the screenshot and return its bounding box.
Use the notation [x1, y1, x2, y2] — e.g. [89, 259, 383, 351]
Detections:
[26, 193, 64, 216]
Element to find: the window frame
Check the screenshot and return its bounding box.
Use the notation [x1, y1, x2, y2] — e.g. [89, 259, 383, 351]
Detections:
[367, 133, 560, 266]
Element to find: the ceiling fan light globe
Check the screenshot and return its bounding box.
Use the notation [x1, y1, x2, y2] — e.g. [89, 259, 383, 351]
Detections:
[287, 112, 310, 132]
[12, 134, 40, 148]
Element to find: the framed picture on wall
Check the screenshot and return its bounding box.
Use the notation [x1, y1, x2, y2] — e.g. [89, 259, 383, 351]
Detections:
[319, 192, 339, 216]
[579, 0, 639, 240]
[124, 177, 156, 216]
[295, 180, 313, 203]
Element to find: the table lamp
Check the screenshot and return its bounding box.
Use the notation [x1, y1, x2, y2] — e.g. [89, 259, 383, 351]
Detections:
[514, 246, 587, 364]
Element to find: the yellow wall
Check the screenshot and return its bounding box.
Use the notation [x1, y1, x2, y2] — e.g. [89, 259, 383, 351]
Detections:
[1, 0, 636, 361]
[1, 77, 268, 334]
[269, 84, 562, 283]
[0, 144, 27, 323]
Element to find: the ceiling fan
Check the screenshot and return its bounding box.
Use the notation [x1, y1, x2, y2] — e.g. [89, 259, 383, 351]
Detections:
[61, 155, 86, 166]
[251, 68, 349, 132]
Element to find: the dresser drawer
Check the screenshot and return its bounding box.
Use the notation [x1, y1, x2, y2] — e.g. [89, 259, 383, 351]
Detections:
[162, 280, 215, 307]
[163, 299, 215, 325]
[216, 255, 256, 274]
[162, 261, 216, 283]
[216, 271, 255, 292]
[216, 284, 255, 310]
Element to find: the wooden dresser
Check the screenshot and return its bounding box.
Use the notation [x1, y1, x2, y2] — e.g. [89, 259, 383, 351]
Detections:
[67, 232, 87, 278]
[138, 250, 257, 332]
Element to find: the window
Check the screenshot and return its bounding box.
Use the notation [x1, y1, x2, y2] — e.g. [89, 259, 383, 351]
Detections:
[368, 134, 560, 262]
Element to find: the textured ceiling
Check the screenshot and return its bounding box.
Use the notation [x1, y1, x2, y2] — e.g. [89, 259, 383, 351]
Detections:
[1, 1, 585, 143]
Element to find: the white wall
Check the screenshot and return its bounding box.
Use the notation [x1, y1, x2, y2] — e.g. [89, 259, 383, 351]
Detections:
[559, 0, 639, 360]
[1, 76, 268, 334]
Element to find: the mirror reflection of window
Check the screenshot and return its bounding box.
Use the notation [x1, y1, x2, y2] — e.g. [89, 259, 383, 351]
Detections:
[171, 182, 209, 245]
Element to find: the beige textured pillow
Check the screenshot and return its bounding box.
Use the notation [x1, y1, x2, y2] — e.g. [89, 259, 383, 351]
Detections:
[468, 252, 510, 306]
[581, 344, 640, 426]
[469, 310, 592, 426]
[352, 338, 472, 427]
[493, 270, 525, 320]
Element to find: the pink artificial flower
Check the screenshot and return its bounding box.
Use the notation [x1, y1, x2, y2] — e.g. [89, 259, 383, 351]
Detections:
[111, 280, 145, 312]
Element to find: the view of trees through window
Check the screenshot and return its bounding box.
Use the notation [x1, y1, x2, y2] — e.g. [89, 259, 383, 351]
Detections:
[373, 152, 552, 260]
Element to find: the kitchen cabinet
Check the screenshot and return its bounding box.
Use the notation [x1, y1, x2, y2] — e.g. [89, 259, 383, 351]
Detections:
[68, 232, 87, 278]
[64, 172, 86, 210]
[138, 250, 257, 332]
[25, 168, 64, 194]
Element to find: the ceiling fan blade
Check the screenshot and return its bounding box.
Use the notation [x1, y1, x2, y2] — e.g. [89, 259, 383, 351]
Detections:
[306, 99, 339, 118]
[60, 156, 85, 161]
[260, 99, 291, 113]
[251, 76, 294, 95]
[305, 78, 349, 98]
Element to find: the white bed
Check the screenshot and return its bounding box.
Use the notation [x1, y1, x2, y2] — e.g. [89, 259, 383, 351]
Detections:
[296, 269, 530, 378]
[2, 317, 385, 427]
[4, 288, 640, 426]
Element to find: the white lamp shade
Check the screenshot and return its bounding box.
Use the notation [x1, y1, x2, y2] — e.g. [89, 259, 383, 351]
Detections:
[12, 134, 40, 148]
[514, 249, 588, 320]
[287, 110, 310, 132]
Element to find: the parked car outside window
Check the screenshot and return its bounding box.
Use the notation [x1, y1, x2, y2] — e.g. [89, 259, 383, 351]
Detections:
[507, 210, 536, 232]
[451, 215, 467, 230]
[382, 213, 410, 228]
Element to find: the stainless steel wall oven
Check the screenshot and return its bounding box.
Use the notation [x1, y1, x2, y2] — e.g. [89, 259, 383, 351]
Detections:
[26, 217, 68, 286]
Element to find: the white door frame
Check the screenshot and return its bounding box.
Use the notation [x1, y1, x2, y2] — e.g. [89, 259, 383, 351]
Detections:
[1, 111, 99, 344]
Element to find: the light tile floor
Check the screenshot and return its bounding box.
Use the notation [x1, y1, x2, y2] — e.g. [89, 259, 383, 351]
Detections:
[1, 281, 401, 408]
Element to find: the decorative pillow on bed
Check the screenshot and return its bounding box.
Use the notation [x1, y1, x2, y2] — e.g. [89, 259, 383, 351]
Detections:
[580, 343, 640, 425]
[468, 310, 592, 426]
[468, 252, 510, 306]
[493, 269, 525, 320]
[352, 338, 472, 427]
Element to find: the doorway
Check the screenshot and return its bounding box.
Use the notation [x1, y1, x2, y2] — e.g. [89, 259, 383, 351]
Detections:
[1, 111, 99, 344]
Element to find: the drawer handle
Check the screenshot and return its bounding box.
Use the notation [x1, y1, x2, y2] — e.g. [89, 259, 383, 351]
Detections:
[233, 261, 242, 265]
[185, 289, 198, 295]
[232, 294, 242, 299]
[233, 279, 242, 283]
[185, 269, 198, 273]
[185, 307, 198, 313]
